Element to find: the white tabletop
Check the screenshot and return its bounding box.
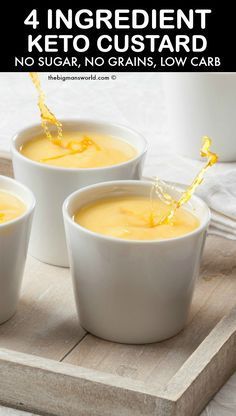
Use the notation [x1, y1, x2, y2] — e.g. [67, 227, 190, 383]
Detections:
[0, 72, 235, 416]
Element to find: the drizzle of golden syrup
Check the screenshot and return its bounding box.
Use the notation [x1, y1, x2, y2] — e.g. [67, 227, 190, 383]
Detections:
[29, 72, 63, 146]
[40, 137, 100, 163]
[149, 136, 218, 226]
[29, 73, 96, 157]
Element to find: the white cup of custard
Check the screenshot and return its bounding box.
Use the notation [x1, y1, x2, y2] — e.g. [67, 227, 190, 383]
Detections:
[162, 73, 236, 161]
[0, 175, 35, 324]
[63, 180, 210, 344]
[11, 120, 147, 267]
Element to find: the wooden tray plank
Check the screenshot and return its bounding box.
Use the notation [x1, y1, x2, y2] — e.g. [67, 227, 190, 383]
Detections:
[0, 256, 86, 360]
[165, 307, 236, 416]
[64, 237, 236, 387]
[0, 156, 13, 178]
[0, 349, 168, 416]
[0, 306, 235, 416]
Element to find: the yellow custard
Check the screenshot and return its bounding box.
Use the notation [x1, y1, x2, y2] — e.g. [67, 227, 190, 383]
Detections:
[74, 196, 200, 240]
[0, 190, 26, 224]
[20, 131, 137, 168]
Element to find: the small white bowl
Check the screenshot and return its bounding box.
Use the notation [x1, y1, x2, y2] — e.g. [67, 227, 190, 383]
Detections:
[0, 175, 35, 324]
[63, 180, 210, 344]
[11, 119, 148, 267]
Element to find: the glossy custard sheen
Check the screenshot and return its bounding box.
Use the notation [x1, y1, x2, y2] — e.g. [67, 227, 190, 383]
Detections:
[20, 131, 137, 168]
[74, 196, 200, 240]
[0, 190, 26, 224]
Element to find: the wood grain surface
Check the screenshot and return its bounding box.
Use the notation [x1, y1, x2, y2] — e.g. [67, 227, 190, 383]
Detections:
[0, 156, 13, 177]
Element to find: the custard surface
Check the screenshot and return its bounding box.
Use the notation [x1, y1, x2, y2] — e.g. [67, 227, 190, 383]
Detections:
[20, 131, 137, 168]
[0, 190, 26, 224]
[74, 196, 200, 240]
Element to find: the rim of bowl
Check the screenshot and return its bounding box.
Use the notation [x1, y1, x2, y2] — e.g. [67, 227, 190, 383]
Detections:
[63, 180, 211, 245]
[11, 119, 148, 172]
[0, 175, 35, 228]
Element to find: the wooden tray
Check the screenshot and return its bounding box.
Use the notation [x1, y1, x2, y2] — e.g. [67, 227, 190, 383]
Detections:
[0, 156, 236, 416]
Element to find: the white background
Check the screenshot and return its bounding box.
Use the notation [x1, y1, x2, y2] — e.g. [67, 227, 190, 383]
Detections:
[0, 72, 235, 415]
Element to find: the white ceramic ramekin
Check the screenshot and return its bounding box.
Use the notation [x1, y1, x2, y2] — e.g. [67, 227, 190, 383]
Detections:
[0, 175, 35, 324]
[11, 120, 147, 267]
[63, 180, 210, 344]
[162, 73, 236, 161]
